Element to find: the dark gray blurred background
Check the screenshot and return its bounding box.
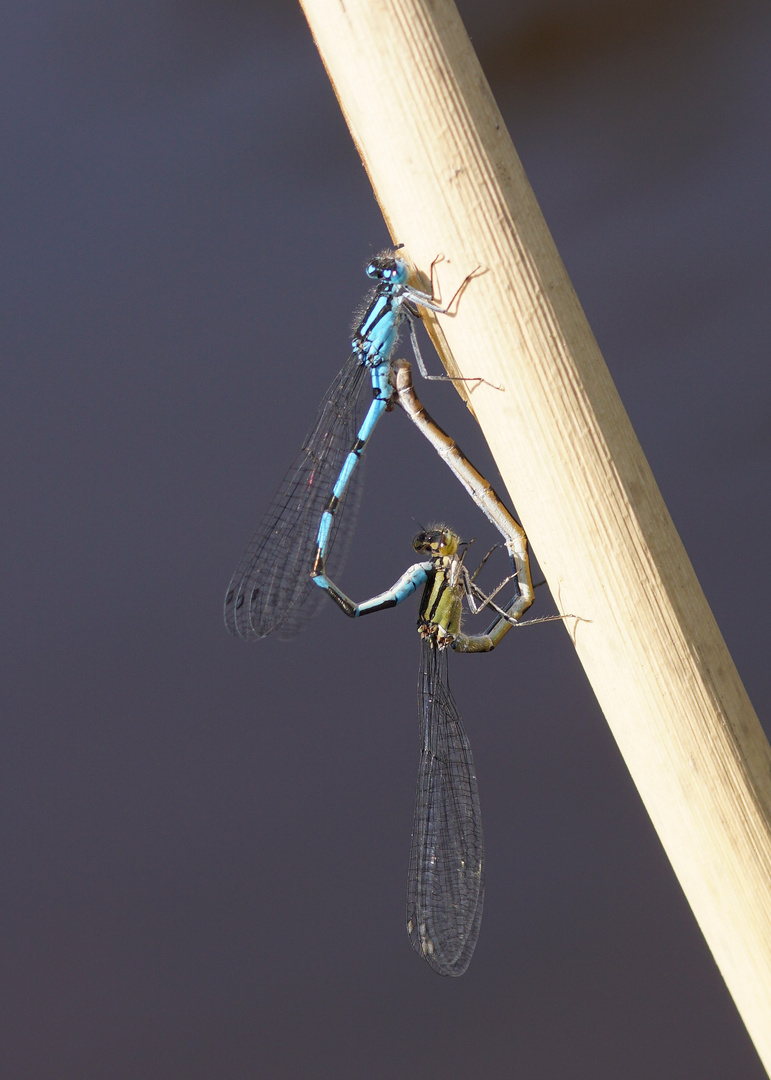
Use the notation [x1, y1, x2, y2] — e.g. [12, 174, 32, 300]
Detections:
[2, 1, 770, 1076]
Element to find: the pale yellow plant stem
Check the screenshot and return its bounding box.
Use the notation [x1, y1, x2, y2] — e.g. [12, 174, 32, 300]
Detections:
[299, 0, 771, 1067]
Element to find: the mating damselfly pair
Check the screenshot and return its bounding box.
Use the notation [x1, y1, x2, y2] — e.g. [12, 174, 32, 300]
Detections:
[224, 250, 545, 976]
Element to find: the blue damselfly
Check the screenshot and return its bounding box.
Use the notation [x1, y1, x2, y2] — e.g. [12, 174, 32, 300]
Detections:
[224, 252, 475, 641]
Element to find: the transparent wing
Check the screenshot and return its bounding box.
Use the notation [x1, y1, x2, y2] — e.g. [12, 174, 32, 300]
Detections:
[275, 450, 366, 641]
[406, 641, 485, 976]
[224, 354, 368, 640]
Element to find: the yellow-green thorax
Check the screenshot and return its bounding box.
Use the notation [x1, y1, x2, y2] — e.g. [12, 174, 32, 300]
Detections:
[412, 526, 465, 647]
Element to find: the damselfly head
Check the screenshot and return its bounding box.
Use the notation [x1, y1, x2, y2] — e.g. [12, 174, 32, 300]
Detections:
[413, 526, 459, 558]
[365, 252, 409, 285]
